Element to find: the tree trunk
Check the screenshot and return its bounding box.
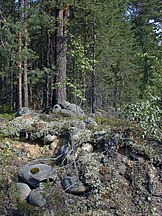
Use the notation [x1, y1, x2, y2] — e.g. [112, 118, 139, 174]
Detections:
[11, 0, 16, 111]
[91, 2, 96, 114]
[46, 28, 52, 108]
[23, 0, 29, 107]
[18, 0, 22, 109]
[56, 9, 67, 104]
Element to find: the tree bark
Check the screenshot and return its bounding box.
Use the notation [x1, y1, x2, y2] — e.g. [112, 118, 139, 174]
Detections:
[18, 0, 22, 109]
[46, 29, 52, 108]
[91, 1, 96, 113]
[23, 0, 29, 107]
[56, 9, 67, 104]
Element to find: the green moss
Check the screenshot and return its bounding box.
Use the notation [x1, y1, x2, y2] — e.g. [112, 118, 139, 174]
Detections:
[30, 167, 40, 174]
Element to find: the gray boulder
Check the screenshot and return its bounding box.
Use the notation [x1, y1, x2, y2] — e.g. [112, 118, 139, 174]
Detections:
[60, 101, 71, 109]
[66, 103, 85, 116]
[52, 101, 85, 117]
[18, 163, 57, 188]
[16, 107, 34, 117]
[59, 109, 74, 116]
[52, 104, 61, 113]
[28, 188, 46, 207]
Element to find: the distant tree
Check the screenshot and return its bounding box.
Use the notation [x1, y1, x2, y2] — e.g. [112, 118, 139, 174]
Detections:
[96, 0, 140, 110]
[128, 0, 162, 98]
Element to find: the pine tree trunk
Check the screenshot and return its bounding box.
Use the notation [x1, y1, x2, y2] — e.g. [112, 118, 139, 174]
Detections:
[18, 0, 22, 109]
[91, 2, 96, 114]
[10, 0, 16, 111]
[23, 0, 29, 107]
[56, 9, 67, 104]
[83, 1, 87, 109]
[46, 28, 51, 108]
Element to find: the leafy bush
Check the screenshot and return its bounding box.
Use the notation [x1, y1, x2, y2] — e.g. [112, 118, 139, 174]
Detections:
[122, 96, 162, 141]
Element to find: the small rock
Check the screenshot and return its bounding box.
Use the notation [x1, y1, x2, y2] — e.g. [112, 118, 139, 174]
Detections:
[0, 141, 11, 150]
[52, 104, 62, 113]
[49, 139, 59, 151]
[84, 117, 97, 129]
[15, 182, 31, 201]
[61, 175, 91, 195]
[147, 196, 151, 201]
[43, 134, 57, 144]
[28, 188, 46, 207]
[126, 159, 133, 168]
[118, 164, 127, 176]
[0, 144, 6, 150]
[82, 143, 93, 153]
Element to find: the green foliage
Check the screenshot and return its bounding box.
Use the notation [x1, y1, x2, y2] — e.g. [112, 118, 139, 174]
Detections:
[67, 33, 94, 103]
[66, 79, 86, 102]
[68, 33, 94, 72]
[122, 95, 162, 141]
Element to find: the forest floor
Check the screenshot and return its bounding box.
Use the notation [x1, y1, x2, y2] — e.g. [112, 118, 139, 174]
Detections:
[0, 113, 161, 216]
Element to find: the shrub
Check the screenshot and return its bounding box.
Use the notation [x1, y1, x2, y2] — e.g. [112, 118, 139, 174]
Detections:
[122, 95, 162, 141]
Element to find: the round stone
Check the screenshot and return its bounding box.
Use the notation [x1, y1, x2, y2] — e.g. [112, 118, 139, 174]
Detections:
[15, 182, 31, 200]
[28, 188, 46, 207]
